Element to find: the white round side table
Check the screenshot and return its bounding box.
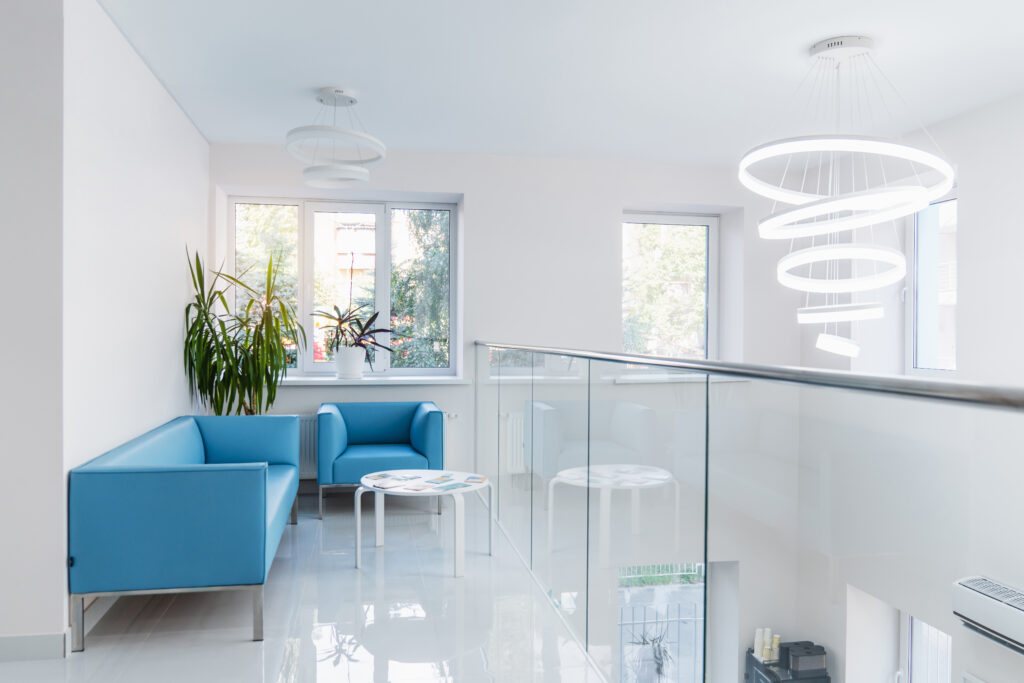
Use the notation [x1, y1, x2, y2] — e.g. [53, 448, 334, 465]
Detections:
[547, 464, 680, 565]
[355, 470, 493, 577]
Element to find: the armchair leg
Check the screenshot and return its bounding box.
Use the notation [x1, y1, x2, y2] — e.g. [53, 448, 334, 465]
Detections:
[253, 586, 263, 642]
[319, 485, 324, 520]
[71, 595, 84, 652]
[290, 495, 298, 525]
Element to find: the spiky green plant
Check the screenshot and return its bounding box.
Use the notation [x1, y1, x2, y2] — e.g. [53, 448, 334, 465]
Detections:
[313, 304, 391, 370]
[184, 251, 305, 415]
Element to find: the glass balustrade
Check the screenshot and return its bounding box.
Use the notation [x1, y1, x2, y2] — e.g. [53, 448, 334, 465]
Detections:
[475, 342, 1024, 683]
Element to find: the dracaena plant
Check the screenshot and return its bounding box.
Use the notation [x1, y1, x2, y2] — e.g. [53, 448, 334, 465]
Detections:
[313, 304, 392, 370]
[184, 251, 306, 415]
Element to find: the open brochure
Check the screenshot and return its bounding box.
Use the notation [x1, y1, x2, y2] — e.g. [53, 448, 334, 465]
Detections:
[369, 472, 487, 493]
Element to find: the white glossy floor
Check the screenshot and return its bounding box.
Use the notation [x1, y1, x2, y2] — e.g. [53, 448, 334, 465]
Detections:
[0, 491, 603, 682]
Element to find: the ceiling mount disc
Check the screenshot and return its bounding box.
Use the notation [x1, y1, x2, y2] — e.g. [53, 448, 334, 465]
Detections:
[317, 87, 358, 107]
[810, 35, 874, 61]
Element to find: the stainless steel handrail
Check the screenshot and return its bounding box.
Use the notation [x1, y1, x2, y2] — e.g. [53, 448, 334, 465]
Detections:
[475, 341, 1024, 410]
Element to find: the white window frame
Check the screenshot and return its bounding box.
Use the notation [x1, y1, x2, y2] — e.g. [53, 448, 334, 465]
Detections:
[904, 193, 957, 377]
[621, 211, 720, 360]
[229, 196, 459, 377]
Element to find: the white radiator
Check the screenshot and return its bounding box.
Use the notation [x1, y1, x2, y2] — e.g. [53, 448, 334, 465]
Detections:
[502, 412, 526, 473]
[299, 414, 317, 479]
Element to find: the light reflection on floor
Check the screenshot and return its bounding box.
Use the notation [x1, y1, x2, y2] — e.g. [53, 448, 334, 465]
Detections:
[0, 491, 603, 682]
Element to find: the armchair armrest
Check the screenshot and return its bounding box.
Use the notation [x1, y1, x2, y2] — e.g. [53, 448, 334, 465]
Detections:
[410, 402, 444, 469]
[317, 404, 348, 484]
[194, 415, 299, 467]
[68, 463, 268, 594]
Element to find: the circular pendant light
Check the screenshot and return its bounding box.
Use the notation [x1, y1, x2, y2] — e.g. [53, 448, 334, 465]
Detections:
[284, 87, 386, 187]
[736, 36, 955, 357]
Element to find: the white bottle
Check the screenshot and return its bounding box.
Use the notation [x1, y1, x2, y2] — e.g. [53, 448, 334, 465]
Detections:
[753, 629, 765, 661]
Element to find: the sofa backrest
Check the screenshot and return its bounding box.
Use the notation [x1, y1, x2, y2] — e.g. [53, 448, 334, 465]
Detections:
[330, 402, 419, 444]
[74, 417, 205, 470]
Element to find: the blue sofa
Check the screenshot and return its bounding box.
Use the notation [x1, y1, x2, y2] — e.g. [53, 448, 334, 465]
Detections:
[67, 415, 299, 652]
[317, 402, 444, 518]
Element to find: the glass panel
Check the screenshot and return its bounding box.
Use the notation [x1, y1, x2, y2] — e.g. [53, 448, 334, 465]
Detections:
[623, 222, 709, 359]
[495, 348, 534, 556]
[390, 208, 451, 369]
[529, 352, 590, 646]
[234, 203, 299, 366]
[587, 360, 707, 682]
[915, 199, 957, 370]
[312, 210, 377, 364]
[712, 378, 1024, 682]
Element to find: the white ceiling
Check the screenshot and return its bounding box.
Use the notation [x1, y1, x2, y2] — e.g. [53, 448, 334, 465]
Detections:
[98, 0, 1024, 166]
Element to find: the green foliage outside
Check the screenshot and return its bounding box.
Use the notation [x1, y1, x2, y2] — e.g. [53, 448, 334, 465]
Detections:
[622, 223, 707, 358]
[390, 209, 450, 369]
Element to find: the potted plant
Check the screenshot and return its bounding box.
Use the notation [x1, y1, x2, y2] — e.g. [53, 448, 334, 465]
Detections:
[314, 304, 391, 379]
[184, 251, 306, 414]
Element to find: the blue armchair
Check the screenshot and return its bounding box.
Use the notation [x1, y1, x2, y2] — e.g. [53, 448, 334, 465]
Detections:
[317, 401, 444, 518]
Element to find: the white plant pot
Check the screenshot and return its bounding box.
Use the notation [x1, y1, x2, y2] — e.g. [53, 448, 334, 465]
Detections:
[335, 347, 365, 379]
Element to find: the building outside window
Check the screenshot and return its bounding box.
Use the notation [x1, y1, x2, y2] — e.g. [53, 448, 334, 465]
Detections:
[232, 198, 457, 376]
[912, 198, 957, 371]
[622, 214, 718, 360]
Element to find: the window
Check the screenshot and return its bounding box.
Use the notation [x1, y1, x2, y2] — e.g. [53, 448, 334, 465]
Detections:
[909, 617, 951, 683]
[232, 198, 457, 376]
[911, 198, 957, 371]
[622, 214, 718, 359]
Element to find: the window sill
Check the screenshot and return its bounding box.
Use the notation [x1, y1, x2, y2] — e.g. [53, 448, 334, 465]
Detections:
[280, 375, 470, 387]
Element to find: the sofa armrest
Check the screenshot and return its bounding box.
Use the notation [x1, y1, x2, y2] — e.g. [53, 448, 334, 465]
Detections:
[68, 463, 268, 595]
[317, 404, 348, 484]
[194, 415, 299, 468]
[410, 402, 444, 469]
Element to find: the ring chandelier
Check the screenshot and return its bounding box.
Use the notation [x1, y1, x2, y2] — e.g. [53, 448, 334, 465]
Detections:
[737, 36, 955, 358]
[285, 88, 387, 188]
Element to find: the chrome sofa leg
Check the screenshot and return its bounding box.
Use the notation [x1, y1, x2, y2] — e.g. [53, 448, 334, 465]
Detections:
[71, 595, 84, 652]
[318, 485, 324, 520]
[253, 586, 264, 642]
[290, 495, 298, 525]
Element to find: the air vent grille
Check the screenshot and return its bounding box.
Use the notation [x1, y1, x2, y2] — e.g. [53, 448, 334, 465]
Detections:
[961, 577, 1024, 612]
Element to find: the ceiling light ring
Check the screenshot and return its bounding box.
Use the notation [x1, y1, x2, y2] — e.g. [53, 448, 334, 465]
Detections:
[302, 163, 372, 188]
[797, 302, 885, 324]
[758, 186, 930, 239]
[738, 135, 955, 206]
[777, 244, 907, 293]
[285, 125, 387, 166]
[816, 333, 861, 358]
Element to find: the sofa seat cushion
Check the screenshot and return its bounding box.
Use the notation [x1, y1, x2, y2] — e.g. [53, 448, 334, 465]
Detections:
[264, 464, 299, 578]
[332, 444, 428, 484]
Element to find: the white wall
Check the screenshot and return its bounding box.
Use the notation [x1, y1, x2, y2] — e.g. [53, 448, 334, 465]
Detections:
[0, 0, 67, 656]
[0, 0, 209, 655]
[62, 0, 209, 473]
[210, 143, 801, 468]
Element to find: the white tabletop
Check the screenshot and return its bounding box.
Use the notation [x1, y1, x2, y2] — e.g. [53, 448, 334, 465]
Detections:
[553, 464, 675, 489]
[360, 469, 490, 497]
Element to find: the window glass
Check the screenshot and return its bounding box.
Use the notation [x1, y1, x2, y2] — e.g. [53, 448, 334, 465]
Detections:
[390, 208, 451, 369]
[915, 199, 957, 371]
[234, 203, 299, 366]
[312, 211, 377, 364]
[910, 617, 951, 683]
[623, 222, 709, 359]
